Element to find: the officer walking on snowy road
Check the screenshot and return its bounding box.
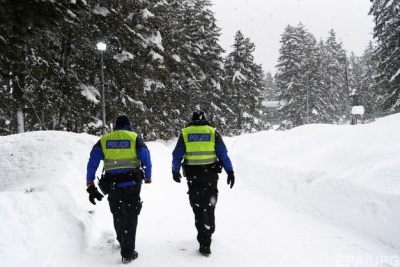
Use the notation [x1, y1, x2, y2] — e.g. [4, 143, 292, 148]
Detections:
[171, 110, 235, 256]
[85, 114, 152, 264]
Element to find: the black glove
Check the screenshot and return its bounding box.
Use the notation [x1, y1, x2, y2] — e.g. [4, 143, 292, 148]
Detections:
[172, 172, 182, 183]
[87, 185, 104, 205]
[227, 171, 235, 189]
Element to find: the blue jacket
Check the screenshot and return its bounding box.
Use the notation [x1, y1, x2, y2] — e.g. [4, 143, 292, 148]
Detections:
[172, 120, 233, 173]
[86, 125, 152, 187]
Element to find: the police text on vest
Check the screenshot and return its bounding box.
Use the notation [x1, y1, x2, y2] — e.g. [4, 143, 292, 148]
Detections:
[106, 140, 131, 149]
[188, 134, 211, 142]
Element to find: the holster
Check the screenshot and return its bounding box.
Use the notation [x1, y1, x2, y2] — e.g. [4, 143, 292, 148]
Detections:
[215, 160, 223, 173]
[98, 168, 144, 195]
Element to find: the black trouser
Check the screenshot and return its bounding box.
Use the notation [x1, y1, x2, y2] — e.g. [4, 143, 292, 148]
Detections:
[185, 165, 219, 247]
[108, 185, 142, 258]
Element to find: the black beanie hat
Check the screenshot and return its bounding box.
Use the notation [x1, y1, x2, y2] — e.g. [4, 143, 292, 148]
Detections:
[115, 114, 131, 127]
[192, 110, 206, 121]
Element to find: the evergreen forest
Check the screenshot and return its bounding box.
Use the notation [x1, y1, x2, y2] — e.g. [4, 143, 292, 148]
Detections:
[0, 0, 399, 138]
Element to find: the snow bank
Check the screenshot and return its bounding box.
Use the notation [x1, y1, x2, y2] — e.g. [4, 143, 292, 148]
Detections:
[0, 131, 99, 266]
[231, 113, 400, 249]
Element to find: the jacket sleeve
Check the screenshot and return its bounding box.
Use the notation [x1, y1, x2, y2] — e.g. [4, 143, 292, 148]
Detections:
[215, 131, 233, 172]
[136, 136, 152, 179]
[172, 134, 185, 172]
[86, 140, 104, 182]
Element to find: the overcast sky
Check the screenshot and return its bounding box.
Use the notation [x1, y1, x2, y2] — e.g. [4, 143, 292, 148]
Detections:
[211, 0, 375, 74]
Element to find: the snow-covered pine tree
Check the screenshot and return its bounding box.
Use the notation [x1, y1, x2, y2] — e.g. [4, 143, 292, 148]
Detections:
[299, 25, 334, 125]
[81, 0, 167, 136]
[275, 24, 321, 128]
[321, 29, 349, 123]
[29, 9, 99, 132]
[158, 0, 191, 135]
[369, 0, 400, 112]
[275, 25, 299, 129]
[224, 31, 265, 134]
[186, 0, 228, 132]
[160, 0, 229, 136]
[347, 52, 363, 106]
[359, 41, 379, 115]
[0, 0, 87, 134]
[132, 0, 171, 140]
[261, 72, 278, 101]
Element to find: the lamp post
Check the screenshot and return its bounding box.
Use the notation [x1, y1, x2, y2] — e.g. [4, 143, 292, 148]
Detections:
[96, 41, 107, 135]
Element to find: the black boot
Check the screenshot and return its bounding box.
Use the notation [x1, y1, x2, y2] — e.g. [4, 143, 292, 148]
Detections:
[199, 245, 211, 256]
[122, 251, 138, 263]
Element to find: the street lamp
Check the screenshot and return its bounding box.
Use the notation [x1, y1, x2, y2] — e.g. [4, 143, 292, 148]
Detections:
[96, 41, 107, 135]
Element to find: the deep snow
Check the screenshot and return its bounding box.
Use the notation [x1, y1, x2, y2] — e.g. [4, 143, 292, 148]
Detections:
[1, 114, 400, 267]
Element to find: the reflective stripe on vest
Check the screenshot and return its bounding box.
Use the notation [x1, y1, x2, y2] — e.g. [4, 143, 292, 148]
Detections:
[100, 130, 141, 171]
[182, 125, 216, 165]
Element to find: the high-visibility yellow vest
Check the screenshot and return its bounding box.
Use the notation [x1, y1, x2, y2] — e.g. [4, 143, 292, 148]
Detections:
[182, 125, 216, 165]
[100, 130, 141, 171]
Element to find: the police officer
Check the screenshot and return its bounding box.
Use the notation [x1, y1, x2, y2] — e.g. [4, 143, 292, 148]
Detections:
[171, 110, 235, 256]
[86, 114, 152, 263]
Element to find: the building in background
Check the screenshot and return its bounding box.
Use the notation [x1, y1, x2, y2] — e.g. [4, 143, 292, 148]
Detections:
[261, 100, 279, 127]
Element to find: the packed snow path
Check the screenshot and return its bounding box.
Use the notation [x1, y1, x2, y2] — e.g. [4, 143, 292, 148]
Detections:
[1, 114, 400, 267]
[73, 161, 398, 267]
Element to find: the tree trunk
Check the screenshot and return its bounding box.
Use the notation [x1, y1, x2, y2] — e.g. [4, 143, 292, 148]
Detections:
[16, 107, 24, 133]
